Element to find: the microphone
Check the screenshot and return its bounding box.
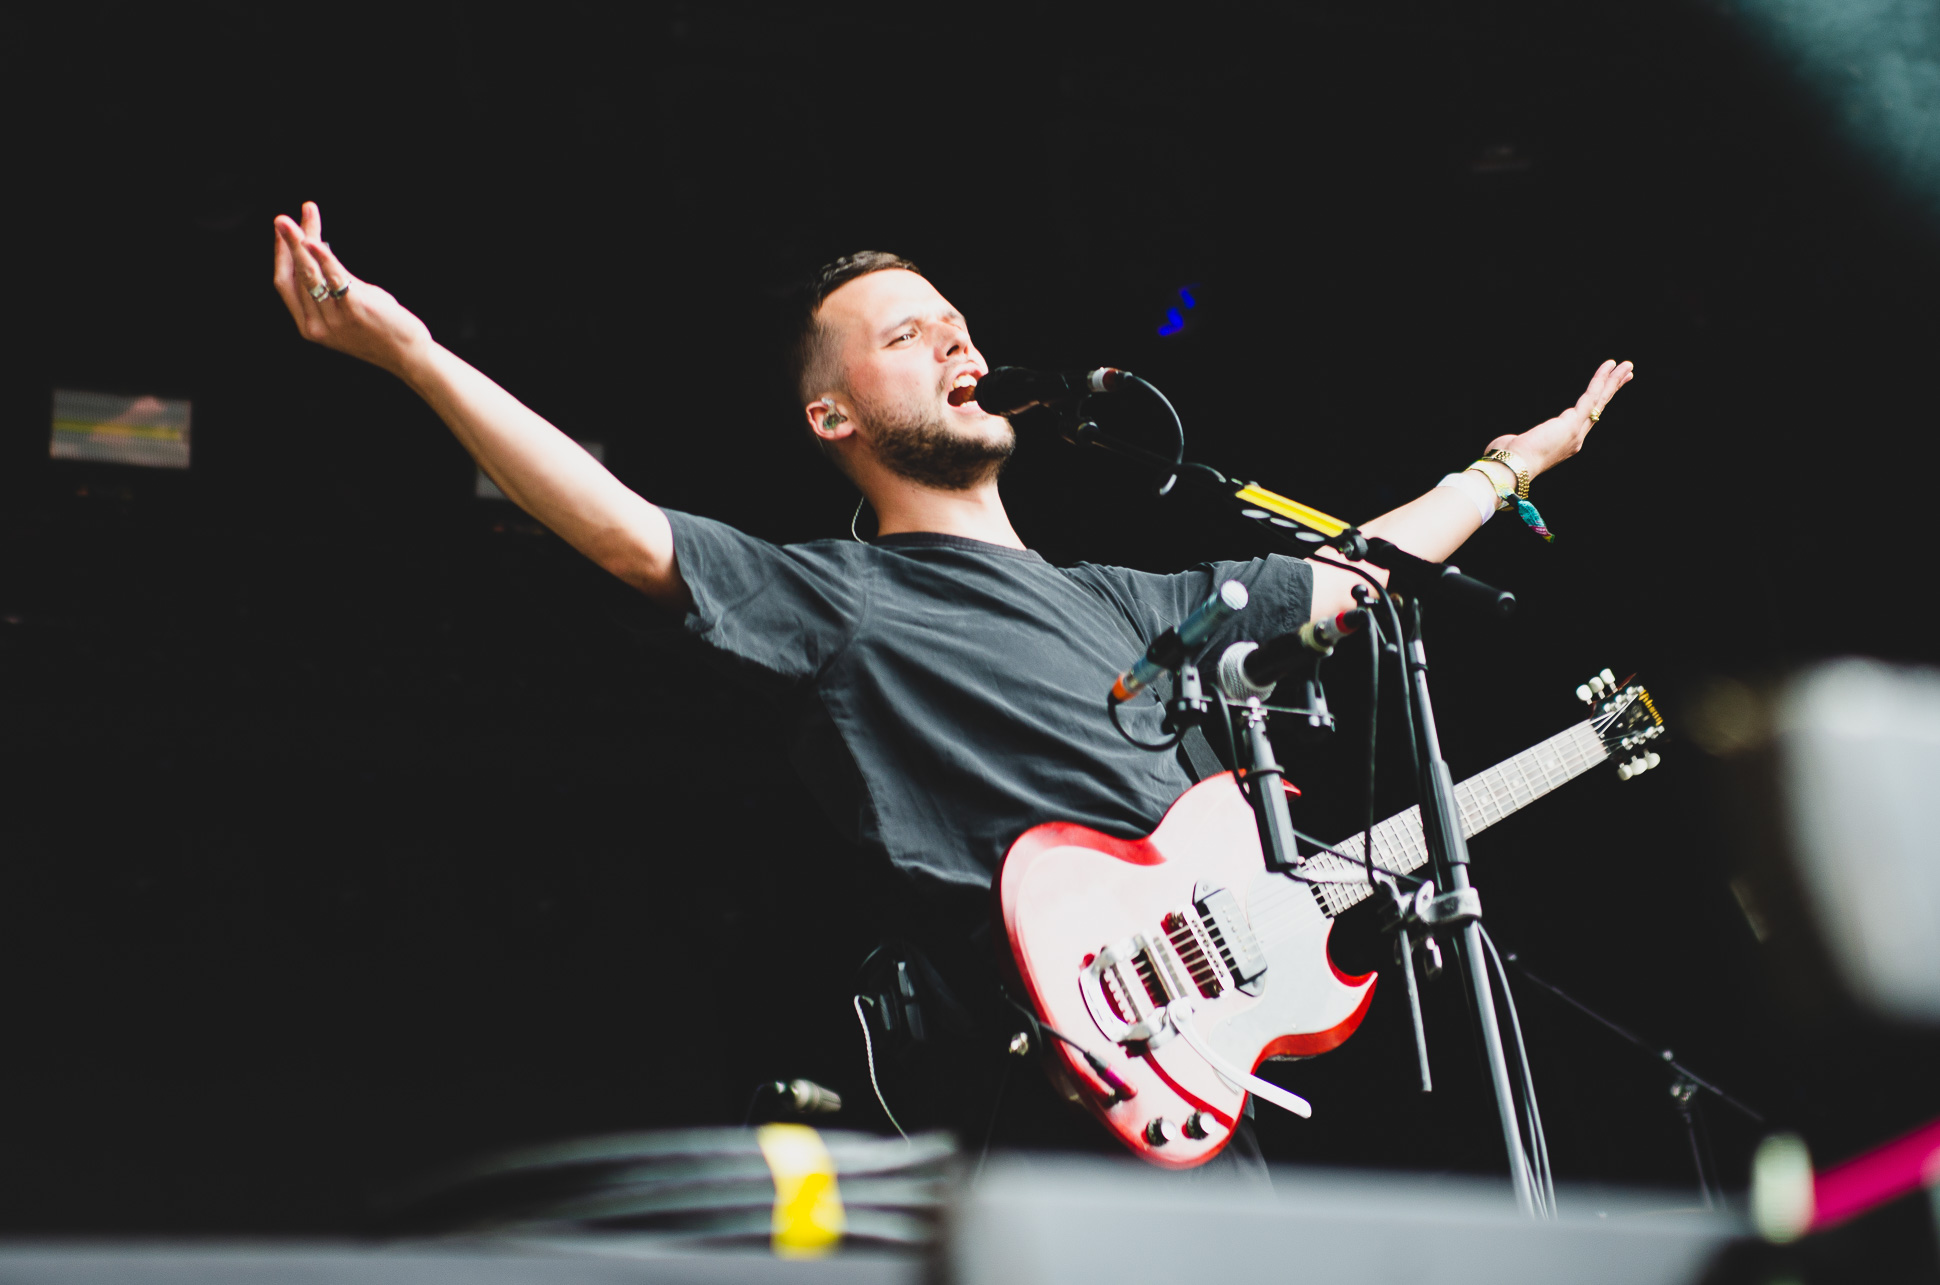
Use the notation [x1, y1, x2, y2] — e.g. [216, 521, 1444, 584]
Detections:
[1111, 581, 1249, 704]
[974, 365, 1130, 417]
[1215, 609, 1369, 701]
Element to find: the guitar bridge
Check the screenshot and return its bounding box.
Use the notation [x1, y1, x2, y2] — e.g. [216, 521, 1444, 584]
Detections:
[1079, 937, 1179, 1050]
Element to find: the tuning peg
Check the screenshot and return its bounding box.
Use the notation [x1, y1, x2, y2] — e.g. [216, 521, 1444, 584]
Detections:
[1616, 753, 1659, 780]
[1576, 683, 1594, 703]
[1600, 668, 1617, 687]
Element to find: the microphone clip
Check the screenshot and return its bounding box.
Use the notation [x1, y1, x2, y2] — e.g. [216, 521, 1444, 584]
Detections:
[1161, 661, 1215, 737]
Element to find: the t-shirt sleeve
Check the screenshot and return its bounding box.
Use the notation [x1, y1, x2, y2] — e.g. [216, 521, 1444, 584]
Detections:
[662, 509, 865, 685]
[1068, 553, 1315, 661]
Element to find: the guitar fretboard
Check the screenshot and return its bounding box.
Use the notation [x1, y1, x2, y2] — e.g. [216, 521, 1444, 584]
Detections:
[1303, 721, 1609, 917]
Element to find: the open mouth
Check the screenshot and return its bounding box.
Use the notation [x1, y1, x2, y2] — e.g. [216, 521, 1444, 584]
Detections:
[946, 371, 980, 407]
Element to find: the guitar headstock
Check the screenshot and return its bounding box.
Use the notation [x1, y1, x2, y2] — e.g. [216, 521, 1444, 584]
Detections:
[1578, 667, 1666, 780]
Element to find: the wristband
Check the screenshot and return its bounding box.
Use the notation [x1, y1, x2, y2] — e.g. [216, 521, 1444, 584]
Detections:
[1437, 471, 1496, 522]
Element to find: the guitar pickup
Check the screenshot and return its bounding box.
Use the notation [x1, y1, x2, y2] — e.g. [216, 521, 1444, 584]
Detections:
[1195, 888, 1268, 985]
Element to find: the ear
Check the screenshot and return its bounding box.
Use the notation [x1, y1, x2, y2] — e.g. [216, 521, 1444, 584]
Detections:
[806, 395, 855, 443]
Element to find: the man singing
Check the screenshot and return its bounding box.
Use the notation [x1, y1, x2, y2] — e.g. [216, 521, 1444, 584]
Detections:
[271, 202, 1632, 1168]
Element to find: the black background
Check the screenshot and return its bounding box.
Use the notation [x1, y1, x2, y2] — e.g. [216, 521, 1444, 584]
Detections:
[5, 0, 1939, 1233]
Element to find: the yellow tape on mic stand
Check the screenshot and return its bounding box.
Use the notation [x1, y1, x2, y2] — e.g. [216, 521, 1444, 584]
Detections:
[756, 1124, 845, 1258]
[1232, 482, 1351, 538]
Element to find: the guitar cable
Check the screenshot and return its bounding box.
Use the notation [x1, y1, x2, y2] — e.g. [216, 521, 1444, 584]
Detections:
[852, 995, 910, 1142]
[1480, 926, 1558, 1219]
[1003, 996, 1137, 1104]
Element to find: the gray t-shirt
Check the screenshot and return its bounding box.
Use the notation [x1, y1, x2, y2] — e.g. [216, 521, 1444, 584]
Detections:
[663, 510, 1313, 901]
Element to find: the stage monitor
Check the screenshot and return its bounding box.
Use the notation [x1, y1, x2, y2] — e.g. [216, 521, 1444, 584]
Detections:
[51, 389, 192, 469]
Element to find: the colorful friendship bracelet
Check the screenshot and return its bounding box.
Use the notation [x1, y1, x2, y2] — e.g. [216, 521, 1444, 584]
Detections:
[1473, 450, 1554, 542]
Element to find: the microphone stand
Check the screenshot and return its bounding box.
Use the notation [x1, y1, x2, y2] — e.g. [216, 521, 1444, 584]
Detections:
[1387, 593, 1542, 1217]
[1061, 408, 1544, 1216]
[1503, 952, 1765, 1210]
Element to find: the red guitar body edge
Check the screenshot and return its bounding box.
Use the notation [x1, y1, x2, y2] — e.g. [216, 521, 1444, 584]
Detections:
[999, 770, 1376, 1168]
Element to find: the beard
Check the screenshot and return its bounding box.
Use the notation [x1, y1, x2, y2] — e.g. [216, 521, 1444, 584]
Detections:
[850, 392, 1016, 492]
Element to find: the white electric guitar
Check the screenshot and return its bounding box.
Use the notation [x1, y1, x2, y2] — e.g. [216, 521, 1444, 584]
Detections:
[999, 670, 1664, 1168]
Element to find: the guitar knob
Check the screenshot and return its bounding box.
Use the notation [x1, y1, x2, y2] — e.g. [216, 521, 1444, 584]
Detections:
[1182, 1111, 1218, 1141]
[1144, 1117, 1179, 1147]
[1617, 762, 1634, 781]
[1645, 751, 1661, 770]
[1600, 668, 1616, 687]
[1575, 684, 1593, 704]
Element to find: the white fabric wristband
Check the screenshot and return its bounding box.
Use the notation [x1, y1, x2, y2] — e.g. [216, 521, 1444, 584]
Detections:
[1437, 471, 1496, 522]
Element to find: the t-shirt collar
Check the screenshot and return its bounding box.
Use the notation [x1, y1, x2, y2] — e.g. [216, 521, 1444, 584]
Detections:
[871, 531, 1042, 560]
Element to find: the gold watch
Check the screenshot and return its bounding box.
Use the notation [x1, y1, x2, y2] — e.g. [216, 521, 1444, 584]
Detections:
[1481, 448, 1531, 501]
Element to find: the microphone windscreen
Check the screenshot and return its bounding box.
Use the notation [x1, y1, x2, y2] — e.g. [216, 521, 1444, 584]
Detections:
[974, 367, 1085, 416]
[972, 367, 1038, 416]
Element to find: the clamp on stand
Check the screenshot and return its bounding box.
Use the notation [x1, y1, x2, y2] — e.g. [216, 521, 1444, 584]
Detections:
[1164, 661, 1214, 741]
[1376, 879, 1488, 1095]
[1134, 655, 1308, 883]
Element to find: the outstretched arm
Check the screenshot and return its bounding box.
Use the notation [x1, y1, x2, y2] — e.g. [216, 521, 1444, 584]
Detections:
[271, 203, 689, 609]
[1306, 359, 1635, 621]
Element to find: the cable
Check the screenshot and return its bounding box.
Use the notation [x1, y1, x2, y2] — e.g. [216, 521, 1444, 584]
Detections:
[1307, 554, 1417, 790]
[1091, 374, 1186, 496]
[1480, 926, 1556, 1219]
[1002, 997, 1138, 1104]
[1312, 550, 1420, 805]
[1362, 610, 1381, 891]
[852, 994, 909, 1142]
[1107, 691, 1183, 752]
[1279, 832, 1419, 884]
[741, 1081, 777, 1128]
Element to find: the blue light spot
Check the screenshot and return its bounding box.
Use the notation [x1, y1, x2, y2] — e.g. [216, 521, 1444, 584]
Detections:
[1178, 287, 1197, 309]
[1157, 307, 1185, 337]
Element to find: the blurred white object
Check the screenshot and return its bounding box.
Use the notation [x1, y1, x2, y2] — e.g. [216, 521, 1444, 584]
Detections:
[51, 389, 191, 469]
[1776, 660, 1940, 1024]
[950, 1159, 1740, 1285]
[1750, 1132, 1815, 1243]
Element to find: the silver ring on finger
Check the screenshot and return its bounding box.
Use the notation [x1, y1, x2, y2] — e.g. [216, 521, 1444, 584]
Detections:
[329, 281, 350, 299]
[309, 282, 330, 302]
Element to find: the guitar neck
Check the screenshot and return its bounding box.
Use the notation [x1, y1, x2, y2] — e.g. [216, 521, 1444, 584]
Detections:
[1306, 720, 1610, 917]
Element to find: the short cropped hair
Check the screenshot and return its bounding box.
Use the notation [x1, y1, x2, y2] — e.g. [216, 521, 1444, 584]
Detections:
[787, 251, 924, 405]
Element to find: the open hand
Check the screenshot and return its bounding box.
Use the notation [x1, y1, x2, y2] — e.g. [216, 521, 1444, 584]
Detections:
[1488, 359, 1635, 477]
[272, 202, 432, 376]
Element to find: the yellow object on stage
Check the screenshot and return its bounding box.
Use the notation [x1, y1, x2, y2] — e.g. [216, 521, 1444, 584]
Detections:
[1232, 482, 1351, 538]
[756, 1124, 846, 1258]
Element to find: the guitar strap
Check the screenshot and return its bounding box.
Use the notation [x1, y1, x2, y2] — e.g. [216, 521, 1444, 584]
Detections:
[1177, 722, 1227, 783]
